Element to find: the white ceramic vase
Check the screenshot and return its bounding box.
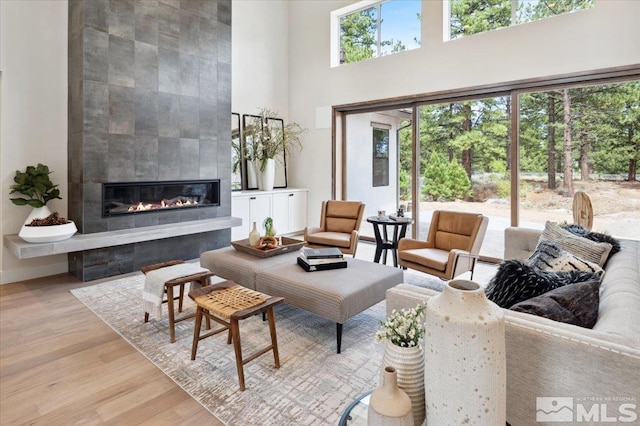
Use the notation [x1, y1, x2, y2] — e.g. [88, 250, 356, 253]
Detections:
[368, 366, 414, 426]
[246, 161, 258, 189]
[382, 341, 425, 426]
[260, 158, 275, 191]
[424, 279, 506, 425]
[249, 221, 260, 246]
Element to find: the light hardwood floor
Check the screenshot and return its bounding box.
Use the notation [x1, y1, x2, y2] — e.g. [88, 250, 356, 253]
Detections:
[0, 273, 222, 425]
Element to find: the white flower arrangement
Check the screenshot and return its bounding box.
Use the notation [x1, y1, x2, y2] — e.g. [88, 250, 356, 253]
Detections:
[375, 303, 426, 348]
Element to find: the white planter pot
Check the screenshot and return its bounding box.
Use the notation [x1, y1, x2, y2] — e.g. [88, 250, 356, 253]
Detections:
[19, 221, 77, 243]
[246, 160, 258, 189]
[24, 206, 52, 225]
[424, 279, 506, 425]
[382, 341, 425, 426]
[259, 158, 275, 191]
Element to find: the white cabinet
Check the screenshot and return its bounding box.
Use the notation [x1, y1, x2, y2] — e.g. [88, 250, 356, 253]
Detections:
[272, 190, 308, 235]
[231, 193, 272, 240]
[231, 189, 308, 240]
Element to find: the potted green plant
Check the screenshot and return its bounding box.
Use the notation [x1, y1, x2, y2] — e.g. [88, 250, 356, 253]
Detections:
[10, 163, 77, 243]
[242, 108, 306, 191]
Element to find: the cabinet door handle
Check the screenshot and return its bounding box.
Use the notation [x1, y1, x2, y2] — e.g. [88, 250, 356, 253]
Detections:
[250, 197, 256, 200]
[289, 193, 294, 197]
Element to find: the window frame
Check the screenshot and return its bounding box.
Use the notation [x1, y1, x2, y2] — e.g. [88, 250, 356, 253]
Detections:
[372, 124, 390, 187]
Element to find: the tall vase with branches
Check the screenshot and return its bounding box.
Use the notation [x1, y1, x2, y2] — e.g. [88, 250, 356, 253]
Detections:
[242, 108, 306, 190]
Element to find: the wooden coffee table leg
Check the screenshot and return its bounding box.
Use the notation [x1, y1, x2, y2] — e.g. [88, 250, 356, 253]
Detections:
[166, 284, 176, 343]
[230, 318, 245, 391]
[190, 306, 203, 360]
[267, 306, 280, 368]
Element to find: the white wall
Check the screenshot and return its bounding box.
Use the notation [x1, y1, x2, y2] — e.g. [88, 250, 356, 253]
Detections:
[0, 1, 69, 284]
[346, 112, 398, 220]
[286, 0, 640, 227]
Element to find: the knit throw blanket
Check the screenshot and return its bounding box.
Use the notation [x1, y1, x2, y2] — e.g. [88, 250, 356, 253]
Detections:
[142, 263, 210, 320]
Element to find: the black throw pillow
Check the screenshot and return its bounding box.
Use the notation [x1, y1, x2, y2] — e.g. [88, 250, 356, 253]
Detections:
[485, 259, 600, 309]
[510, 279, 600, 328]
[561, 224, 621, 256]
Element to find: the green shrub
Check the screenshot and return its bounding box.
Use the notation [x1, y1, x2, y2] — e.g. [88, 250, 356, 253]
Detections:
[422, 154, 471, 201]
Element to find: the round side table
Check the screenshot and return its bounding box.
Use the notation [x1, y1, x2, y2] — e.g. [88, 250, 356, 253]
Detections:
[366, 216, 412, 267]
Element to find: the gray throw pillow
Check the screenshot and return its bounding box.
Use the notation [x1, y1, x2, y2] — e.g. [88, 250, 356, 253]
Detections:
[536, 221, 613, 266]
[528, 241, 604, 277]
[510, 280, 600, 328]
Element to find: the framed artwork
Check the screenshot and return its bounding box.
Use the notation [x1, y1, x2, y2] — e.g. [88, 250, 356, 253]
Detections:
[231, 112, 242, 191]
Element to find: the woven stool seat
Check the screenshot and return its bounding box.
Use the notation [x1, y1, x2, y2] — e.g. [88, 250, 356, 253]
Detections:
[189, 281, 284, 391]
[195, 285, 266, 319]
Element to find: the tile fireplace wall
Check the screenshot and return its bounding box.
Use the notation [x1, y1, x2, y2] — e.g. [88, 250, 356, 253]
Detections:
[67, 0, 232, 281]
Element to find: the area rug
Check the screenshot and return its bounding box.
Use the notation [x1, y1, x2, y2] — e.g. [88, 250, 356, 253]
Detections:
[71, 272, 443, 425]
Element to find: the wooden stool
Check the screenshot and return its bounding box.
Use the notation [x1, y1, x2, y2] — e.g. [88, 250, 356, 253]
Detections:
[143, 260, 216, 343]
[189, 281, 284, 391]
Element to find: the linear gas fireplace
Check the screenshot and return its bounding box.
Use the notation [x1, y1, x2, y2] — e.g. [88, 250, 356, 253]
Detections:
[103, 180, 220, 217]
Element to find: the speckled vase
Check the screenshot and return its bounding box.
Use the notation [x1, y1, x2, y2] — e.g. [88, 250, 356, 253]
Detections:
[382, 341, 425, 426]
[368, 366, 414, 426]
[423, 279, 506, 425]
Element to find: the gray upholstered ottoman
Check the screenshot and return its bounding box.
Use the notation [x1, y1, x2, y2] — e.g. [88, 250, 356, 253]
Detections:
[256, 257, 404, 353]
[200, 246, 298, 290]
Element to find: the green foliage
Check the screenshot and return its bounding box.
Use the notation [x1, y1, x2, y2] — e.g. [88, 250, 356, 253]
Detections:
[398, 167, 410, 200]
[450, 0, 511, 39]
[263, 217, 274, 236]
[422, 154, 472, 201]
[10, 163, 62, 208]
[340, 8, 377, 63]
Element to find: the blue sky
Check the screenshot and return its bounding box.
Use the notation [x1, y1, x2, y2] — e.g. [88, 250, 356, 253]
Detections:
[381, 0, 422, 51]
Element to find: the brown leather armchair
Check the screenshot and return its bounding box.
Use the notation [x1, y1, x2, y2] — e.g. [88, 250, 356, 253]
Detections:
[304, 200, 365, 255]
[398, 210, 488, 280]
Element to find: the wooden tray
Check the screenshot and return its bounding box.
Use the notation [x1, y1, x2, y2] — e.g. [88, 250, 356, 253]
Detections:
[231, 237, 305, 258]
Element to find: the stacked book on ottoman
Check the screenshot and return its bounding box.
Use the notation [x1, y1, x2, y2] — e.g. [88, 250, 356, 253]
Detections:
[297, 247, 347, 272]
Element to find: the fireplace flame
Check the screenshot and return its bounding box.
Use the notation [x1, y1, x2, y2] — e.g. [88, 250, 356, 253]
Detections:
[126, 197, 198, 212]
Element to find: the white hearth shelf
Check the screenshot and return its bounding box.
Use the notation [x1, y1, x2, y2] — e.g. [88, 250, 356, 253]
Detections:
[4, 216, 242, 259]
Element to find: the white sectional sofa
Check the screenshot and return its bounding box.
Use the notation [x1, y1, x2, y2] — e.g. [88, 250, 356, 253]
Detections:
[386, 227, 640, 425]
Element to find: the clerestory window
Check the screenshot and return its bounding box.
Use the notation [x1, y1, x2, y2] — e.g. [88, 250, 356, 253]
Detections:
[447, 0, 594, 41]
[331, 0, 421, 67]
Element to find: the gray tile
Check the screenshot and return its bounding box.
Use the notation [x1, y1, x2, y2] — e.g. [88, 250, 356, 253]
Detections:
[158, 33, 180, 52]
[179, 53, 199, 97]
[217, 62, 231, 101]
[199, 100, 216, 139]
[158, 48, 179, 93]
[68, 182, 84, 230]
[84, 132, 109, 183]
[159, 0, 180, 9]
[135, 0, 158, 45]
[134, 212, 159, 228]
[216, 22, 231, 64]
[135, 89, 158, 136]
[83, 80, 109, 133]
[108, 216, 136, 231]
[84, 0, 109, 32]
[84, 28, 109, 82]
[69, 79, 84, 135]
[157, 208, 183, 225]
[83, 184, 107, 232]
[180, 0, 204, 16]
[109, 36, 135, 87]
[68, 133, 84, 184]
[218, 0, 231, 26]
[68, 29, 83, 85]
[199, 138, 218, 179]
[109, 0, 135, 39]
[109, 85, 135, 135]
[216, 99, 231, 141]
[134, 240, 159, 271]
[158, 137, 181, 180]
[135, 41, 158, 91]
[158, 92, 180, 137]
[109, 134, 136, 181]
[179, 10, 199, 55]
[199, 17, 216, 61]
[199, 58, 217, 102]
[179, 95, 199, 138]
[201, 0, 217, 20]
[179, 138, 200, 179]
[68, 0, 83, 36]
[135, 135, 159, 180]
[158, 2, 180, 38]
